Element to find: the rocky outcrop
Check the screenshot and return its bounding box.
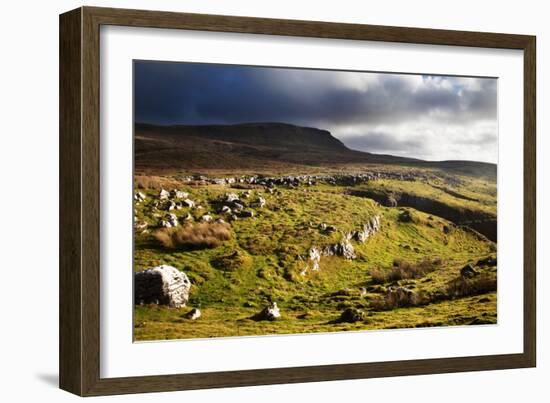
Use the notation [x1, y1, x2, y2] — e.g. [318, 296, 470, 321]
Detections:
[324, 239, 356, 260]
[135, 265, 191, 308]
[306, 247, 322, 273]
[352, 215, 381, 243]
[302, 216, 381, 274]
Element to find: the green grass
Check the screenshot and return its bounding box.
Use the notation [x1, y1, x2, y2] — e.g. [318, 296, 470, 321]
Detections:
[133, 170, 497, 341]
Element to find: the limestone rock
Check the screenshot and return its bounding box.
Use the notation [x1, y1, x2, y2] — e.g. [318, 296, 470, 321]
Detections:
[186, 308, 201, 320]
[183, 198, 195, 208]
[340, 308, 364, 323]
[165, 213, 178, 227]
[225, 193, 240, 203]
[257, 197, 266, 208]
[201, 214, 213, 222]
[239, 210, 254, 218]
[134, 192, 146, 202]
[309, 247, 321, 271]
[135, 265, 191, 308]
[254, 302, 281, 321]
[233, 202, 244, 211]
[171, 190, 189, 199]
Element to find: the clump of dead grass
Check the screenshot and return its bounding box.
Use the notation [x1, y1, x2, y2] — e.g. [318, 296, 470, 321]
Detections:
[445, 274, 497, 298]
[154, 222, 232, 249]
[370, 258, 441, 284]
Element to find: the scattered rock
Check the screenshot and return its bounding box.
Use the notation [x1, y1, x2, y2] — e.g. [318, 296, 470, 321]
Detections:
[339, 308, 364, 323]
[165, 213, 178, 227]
[303, 247, 321, 273]
[254, 302, 281, 321]
[225, 193, 240, 203]
[201, 214, 213, 222]
[477, 256, 497, 267]
[159, 189, 170, 200]
[220, 205, 232, 214]
[256, 196, 266, 208]
[183, 198, 195, 208]
[171, 190, 189, 199]
[186, 308, 201, 320]
[134, 265, 191, 308]
[460, 264, 478, 278]
[135, 221, 148, 230]
[134, 192, 146, 202]
[239, 210, 255, 218]
[325, 225, 337, 233]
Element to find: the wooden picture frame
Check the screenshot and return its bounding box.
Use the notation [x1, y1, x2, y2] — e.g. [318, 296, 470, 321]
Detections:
[59, 6, 536, 396]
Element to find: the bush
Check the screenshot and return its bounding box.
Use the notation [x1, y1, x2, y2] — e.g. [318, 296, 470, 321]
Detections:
[154, 222, 231, 249]
[370, 258, 440, 284]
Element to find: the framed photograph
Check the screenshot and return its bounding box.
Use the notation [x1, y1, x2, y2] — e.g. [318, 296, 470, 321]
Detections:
[59, 6, 536, 396]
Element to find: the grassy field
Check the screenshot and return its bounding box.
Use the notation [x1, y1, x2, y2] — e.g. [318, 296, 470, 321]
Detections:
[133, 168, 497, 341]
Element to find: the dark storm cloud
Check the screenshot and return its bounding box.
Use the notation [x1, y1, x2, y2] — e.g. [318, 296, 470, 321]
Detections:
[134, 61, 498, 162]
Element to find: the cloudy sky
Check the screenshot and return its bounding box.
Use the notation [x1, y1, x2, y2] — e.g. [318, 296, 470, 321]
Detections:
[134, 61, 498, 163]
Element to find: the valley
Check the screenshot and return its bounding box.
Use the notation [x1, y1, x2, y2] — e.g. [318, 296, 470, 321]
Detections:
[133, 123, 497, 341]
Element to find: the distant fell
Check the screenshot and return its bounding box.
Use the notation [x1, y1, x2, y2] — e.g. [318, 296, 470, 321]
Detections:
[134, 122, 496, 179]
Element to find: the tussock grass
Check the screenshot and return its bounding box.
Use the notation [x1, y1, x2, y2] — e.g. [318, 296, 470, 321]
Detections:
[154, 222, 232, 249]
[370, 258, 441, 284]
[370, 289, 423, 311]
[135, 175, 180, 190]
[445, 275, 497, 298]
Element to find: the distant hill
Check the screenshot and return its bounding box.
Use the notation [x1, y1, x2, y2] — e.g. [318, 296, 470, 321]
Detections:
[134, 122, 496, 179]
